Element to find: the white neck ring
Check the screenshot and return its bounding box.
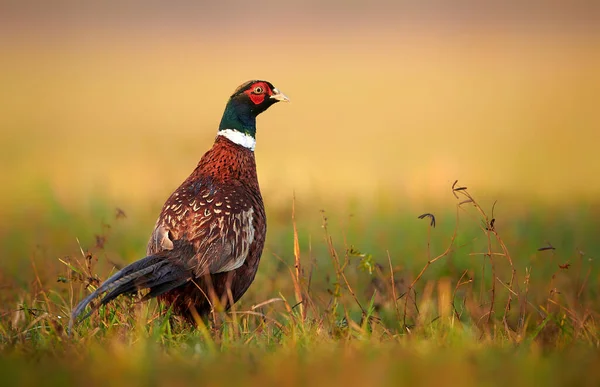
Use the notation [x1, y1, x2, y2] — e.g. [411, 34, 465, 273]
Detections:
[217, 129, 256, 151]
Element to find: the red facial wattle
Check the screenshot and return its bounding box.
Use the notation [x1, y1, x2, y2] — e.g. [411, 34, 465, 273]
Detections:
[248, 93, 265, 105]
[244, 82, 272, 105]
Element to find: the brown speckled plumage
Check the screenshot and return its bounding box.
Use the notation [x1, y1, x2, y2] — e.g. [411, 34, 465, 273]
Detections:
[148, 136, 266, 320]
[70, 80, 288, 327]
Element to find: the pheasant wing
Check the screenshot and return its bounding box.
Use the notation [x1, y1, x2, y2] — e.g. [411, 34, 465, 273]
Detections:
[148, 180, 261, 277]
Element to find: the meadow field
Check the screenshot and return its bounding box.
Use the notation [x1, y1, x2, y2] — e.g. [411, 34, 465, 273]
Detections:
[1, 5, 600, 386]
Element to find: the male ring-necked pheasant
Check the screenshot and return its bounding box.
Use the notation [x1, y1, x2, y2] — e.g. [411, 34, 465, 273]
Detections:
[71, 80, 289, 327]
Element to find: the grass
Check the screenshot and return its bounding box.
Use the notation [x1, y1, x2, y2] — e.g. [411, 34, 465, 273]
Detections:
[1, 181, 599, 386]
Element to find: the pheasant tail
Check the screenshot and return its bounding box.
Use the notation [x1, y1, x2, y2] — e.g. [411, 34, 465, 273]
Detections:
[69, 251, 189, 330]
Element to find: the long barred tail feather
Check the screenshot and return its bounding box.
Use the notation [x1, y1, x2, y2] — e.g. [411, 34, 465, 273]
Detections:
[68, 252, 189, 332]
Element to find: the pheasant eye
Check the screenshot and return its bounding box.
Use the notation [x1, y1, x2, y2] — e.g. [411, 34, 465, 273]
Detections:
[253, 86, 264, 94]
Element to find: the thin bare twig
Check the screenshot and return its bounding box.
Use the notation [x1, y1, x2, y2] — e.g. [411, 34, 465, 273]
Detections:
[403, 204, 459, 330]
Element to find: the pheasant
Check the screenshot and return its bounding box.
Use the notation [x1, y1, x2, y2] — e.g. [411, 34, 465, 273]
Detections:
[71, 80, 289, 327]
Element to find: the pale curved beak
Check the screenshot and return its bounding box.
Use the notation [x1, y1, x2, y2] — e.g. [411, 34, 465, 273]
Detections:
[270, 88, 290, 102]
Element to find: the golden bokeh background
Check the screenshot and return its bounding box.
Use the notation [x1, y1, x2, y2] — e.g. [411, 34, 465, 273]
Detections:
[1, 2, 599, 220]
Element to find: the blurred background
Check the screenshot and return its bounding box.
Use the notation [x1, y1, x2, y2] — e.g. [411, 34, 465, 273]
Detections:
[0, 1, 599, 275]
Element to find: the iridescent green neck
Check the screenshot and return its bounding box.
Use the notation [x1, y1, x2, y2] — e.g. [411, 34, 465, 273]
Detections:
[218, 99, 256, 138]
